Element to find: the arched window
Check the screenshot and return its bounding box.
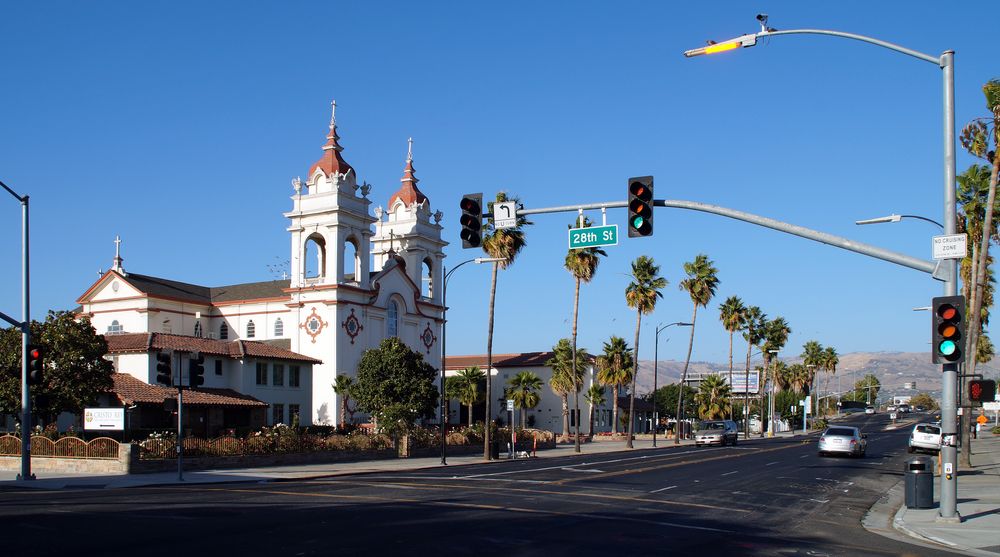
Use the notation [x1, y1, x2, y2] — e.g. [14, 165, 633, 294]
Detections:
[107, 320, 123, 334]
[304, 233, 326, 279]
[387, 301, 399, 337]
[343, 237, 358, 282]
[246, 320, 256, 338]
[422, 257, 434, 299]
[162, 319, 172, 334]
[274, 318, 284, 337]
[194, 321, 203, 338]
[220, 322, 229, 340]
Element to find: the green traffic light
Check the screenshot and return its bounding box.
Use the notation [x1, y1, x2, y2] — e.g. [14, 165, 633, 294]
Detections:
[938, 340, 957, 356]
[631, 216, 645, 229]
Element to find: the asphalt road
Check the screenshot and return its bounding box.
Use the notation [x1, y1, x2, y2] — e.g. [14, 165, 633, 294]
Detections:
[1, 413, 954, 556]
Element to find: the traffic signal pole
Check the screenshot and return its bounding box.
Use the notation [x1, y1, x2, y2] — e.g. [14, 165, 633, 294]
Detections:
[0, 179, 33, 481]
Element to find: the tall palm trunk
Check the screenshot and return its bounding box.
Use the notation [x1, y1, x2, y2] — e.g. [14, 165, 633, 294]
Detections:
[561, 394, 570, 438]
[727, 331, 734, 398]
[484, 262, 499, 459]
[339, 401, 347, 429]
[611, 384, 619, 434]
[468, 402, 473, 427]
[626, 312, 641, 448]
[588, 403, 595, 438]
[521, 407, 526, 429]
[571, 276, 582, 452]
[675, 304, 699, 444]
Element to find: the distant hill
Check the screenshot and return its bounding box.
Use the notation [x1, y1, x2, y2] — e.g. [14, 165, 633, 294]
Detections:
[632, 351, 947, 399]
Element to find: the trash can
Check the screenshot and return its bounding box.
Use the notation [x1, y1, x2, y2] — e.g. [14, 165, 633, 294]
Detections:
[904, 457, 934, 509]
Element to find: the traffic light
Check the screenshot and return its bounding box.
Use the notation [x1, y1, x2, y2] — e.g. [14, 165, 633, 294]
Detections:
[155, 351, 173, 386]
[627, 176, 653, 237]
[931, 295, 965, 364]
[189, 352, 205, 388]
[27, 345, 43, 385]
[459, 193, 483, 249]
[969, 379, 997, 404]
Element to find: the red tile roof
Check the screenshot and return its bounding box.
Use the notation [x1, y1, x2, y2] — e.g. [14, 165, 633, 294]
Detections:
[388, 158, 428, 208]
[111, 373, 266, 407]
[104, 333, 322, 364]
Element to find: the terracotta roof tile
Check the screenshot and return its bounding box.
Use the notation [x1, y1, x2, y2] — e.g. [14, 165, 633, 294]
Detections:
[104, 333, 321, 364]
[111, 373, 266, 407]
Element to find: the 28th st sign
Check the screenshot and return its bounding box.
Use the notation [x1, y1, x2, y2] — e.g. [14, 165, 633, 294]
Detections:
[568, 224, 618, 250]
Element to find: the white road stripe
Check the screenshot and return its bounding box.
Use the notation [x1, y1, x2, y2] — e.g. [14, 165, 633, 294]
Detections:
[766, 461, 779, 466]
[721, 471, 739, 476]
[649, 485, 677, 493]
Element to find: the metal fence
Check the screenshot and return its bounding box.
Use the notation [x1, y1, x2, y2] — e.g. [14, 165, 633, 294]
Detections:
[0, 435, 120, 459]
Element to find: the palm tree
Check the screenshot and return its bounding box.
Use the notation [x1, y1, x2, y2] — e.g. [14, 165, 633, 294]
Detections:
[801, 340, 824, 410]
[760, 317, 791, 436]
[719, 296, 747, 389]
[675, 254, 720, 445]
[481, 191, 530, 458]
[596, 336, 633, 435]
[624, 256, 667, 448]
[821, 346, 839, 414]
[564, 216, 607, 452]
[584, 384, 606, 438]
[740, 306, 766, 437]
[546, 339, 588, 440]
[332, 374, 354, 429]
[455, 367, 486, 427]
[506, 371, 543, 428]
[696, 374, 732, 420]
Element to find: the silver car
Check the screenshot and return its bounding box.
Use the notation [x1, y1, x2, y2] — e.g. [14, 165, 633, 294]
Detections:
[694, 420, 739, 447]
[818, 426, 867, 457]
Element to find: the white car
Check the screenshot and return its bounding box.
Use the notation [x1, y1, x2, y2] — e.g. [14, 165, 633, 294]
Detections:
[908, 423, 942, 454]
[865, 406, 875, 414]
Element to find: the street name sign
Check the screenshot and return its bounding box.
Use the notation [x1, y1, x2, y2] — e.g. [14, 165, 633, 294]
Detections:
[568, 224, 618, 250]
[493, 202, 517, 230]
[506, 399, 515, 412]
[932, 234, 967, 260]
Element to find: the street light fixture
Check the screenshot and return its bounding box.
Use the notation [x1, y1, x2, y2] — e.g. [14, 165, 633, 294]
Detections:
[855, 214, 944, 229]
[684, 15, 960, 521]
[652, 322, 692, 448]
[440, 256, 506, 465]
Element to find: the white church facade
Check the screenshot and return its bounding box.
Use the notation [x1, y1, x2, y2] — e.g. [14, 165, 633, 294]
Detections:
[75, 102, 446, 428]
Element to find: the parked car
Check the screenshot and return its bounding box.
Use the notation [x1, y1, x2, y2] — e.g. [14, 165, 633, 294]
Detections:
[914, 405, 927, 412]
[818, 426, 867, 457]
[694, 420, 739, 447]
[897, 404, 911, 413]
[865, 406, 876, 414]
[887, 405, 897, 412]
[908, 423, 942, 454]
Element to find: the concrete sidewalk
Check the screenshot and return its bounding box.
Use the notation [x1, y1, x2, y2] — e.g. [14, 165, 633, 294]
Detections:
[889, 431, 1000, 556]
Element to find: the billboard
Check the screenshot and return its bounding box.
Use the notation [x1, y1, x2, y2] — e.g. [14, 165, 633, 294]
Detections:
[84, 407, 125, 431]
[728, 371, 760, 394]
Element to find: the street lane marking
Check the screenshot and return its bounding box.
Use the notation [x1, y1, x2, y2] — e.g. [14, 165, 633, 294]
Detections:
[649, 485, 677, 493]
[766, 461, 779, 466]
[459, 449, 708, 479]
[560, 467, 604, 473]
[721, 471, 738, 476]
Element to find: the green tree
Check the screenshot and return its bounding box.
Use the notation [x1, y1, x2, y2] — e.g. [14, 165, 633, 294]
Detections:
[854, 373, 881, 405]
[584, 383, 606, 438]
[676, 254, 720, 444]
[624, 255, 667, 448]
[453, 367, 486, 427]
[761, 316, 792, 393]
[960, 79, 1000, 381]
[0, 311, 114, 424]
[481, 191, 530, 457]
[650, 383, 697, 421]
[719, 295, 747, 389]
[332, 374, 355, 429]
[564, 216, 606, 452]
[506, 371, 542, 428]
[546, 339, 588, 439]
[353, 337, 439, 436]
[909, 392, 939, 411]
[595, 336, 633, 435]
[695, 374, 732, 420]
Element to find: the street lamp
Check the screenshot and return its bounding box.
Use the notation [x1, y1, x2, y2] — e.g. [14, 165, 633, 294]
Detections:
[440, 256, 506, 464]
[652, 322, 692, 448]
[685, 15, 960, 521]
[855, 214, 944, 229]
[0, 179, 31, 481]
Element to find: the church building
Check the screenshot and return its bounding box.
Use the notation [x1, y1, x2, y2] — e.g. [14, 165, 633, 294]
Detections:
[75, 102, 447, 428]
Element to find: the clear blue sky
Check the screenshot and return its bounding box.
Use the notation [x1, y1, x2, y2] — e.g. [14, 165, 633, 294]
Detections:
[1, 2, 997, 366]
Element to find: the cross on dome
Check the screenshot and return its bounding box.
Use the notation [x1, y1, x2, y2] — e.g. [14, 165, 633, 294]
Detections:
[388, 137, 428, 209]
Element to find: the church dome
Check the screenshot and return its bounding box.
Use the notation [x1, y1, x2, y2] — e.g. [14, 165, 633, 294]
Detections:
[308, 100, 354, 179]
[388, 138, 429, 209]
